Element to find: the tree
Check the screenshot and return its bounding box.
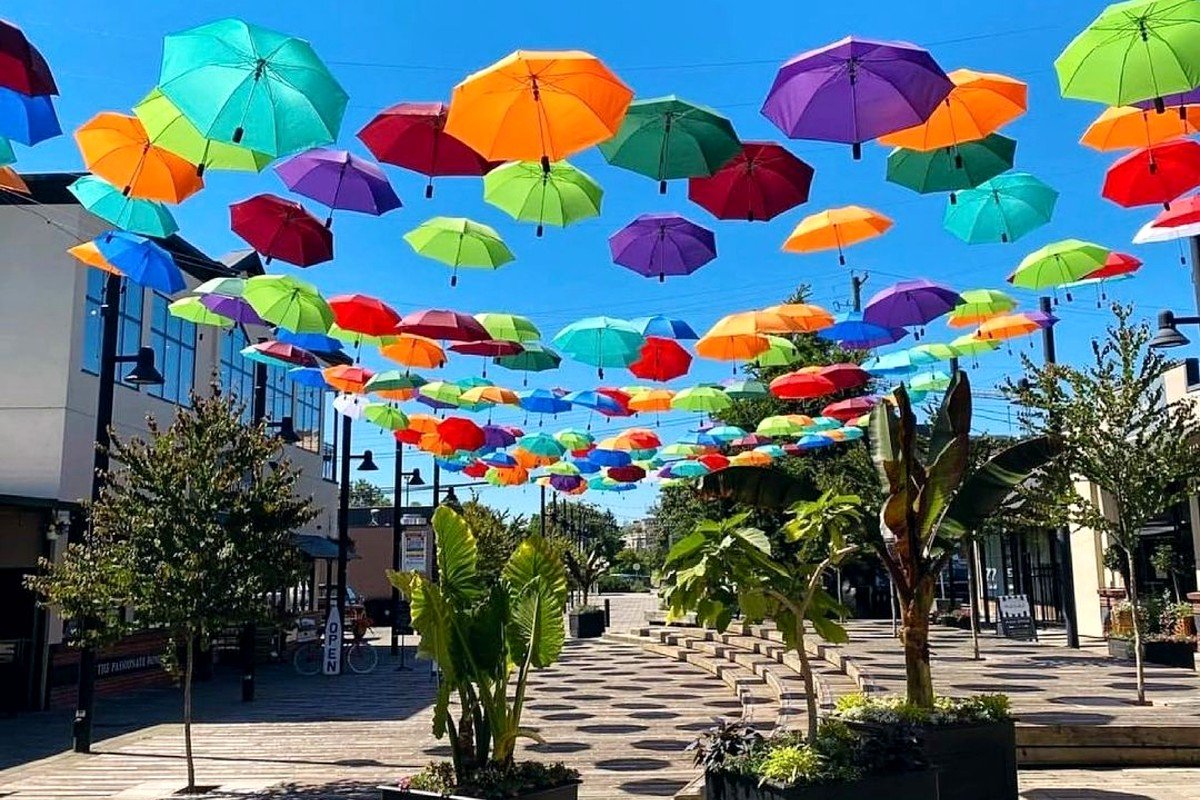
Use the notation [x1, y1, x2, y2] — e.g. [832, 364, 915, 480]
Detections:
[350, 478, 390, 507]
[562, 543, 609, 608]
[28, 391, 315, 791]
[536, 500, 624, 562]
[460, 498, 526, 588]
[1006, 306, 1200, 703]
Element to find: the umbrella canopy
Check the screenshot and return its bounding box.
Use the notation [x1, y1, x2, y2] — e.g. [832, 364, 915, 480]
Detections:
[0, 165, 28, 193]
[950, 333, 1001, 356]
[946, 288, 1017, 328]
[0, 86, 59, 145]
[134, 88, 271, 174]
[910, 342, 960, 363]
[762, 36, 954, 158]
[1086, 251, 1143, 280]
[518, 388, 571, 415]
[863, 279, 962, 328]
[770, 371, 838, 400]
[1081, 104, 1200, 151]
[323, 364, 375, 393]
[629, 337, 692, 382]
[944, 171, 1058, 244]
[628, 388, 675, 412]
[972, 314, 1041, 342]
[94, 232, 185, 294]
[751, 335, 800, 367]
[724, 379, 768, 400]
[74, 113, 204, 203]
[877, 69, 1027, 151]
[552, 317, 644, 378]
[783, 205, 892, 265]
[886, 134, 1016, 198]
[364, 404, 409, 432]
[328, 294, 400, 337]
[437, 417, 485, 452]
[243, 340, 318, 368]
[68, 241, 121, 276]
[168, 296, 233, 328]
[242, 274, 333, 333]
[230, 193, 332, 266]
[494, 342, 561, 378]
[707, 310, 801, 338]
[0, 20, 57, 95]
[289, 367, 330, 389]
[404, 216, 514, 286]
[280, 330, 344, 354]
[450, 339, 524, 358]
[445, 49, 633, 165]
[158, 18, 347, 157]
[274, 148, 400, 224]
[484, 160, 602, 237]
[609, 212, 717, 282]
[68, 175, 177, 237]
[763, 303, 835, 332]
[819, 312, 907, 348]
[419, 381, 464, 407]
[357, 101, 499, 197]
[861, 351, 921, 375]
[564, 390, 624, 416]
[672, 386, 732, 414]
[397, 309, 490, 342]
[688, 141, 813, 222]
[819, 363, 871, 391]
[333, 393, 371, 420]
[200, 294, 263, 326]
[1008, 239, 1110, 289]
[555, 429, 594, 451]
[366, 370, 426, 400]
[519, 432, 567, 459]
[1055, 0, 1200, 110]
[1102, 140, 1200, 208]
[630, 315, 699, 340]
[475, 312, 540, 342]
[1151, 193, 1200, 227]
[823, 396, 879, 422]
[380, 334, 447, 369]
[695, 331, 768, 362]
[461, 385, 519, 406]
[757, 415, 804, 437]
[327, 323, 396, 350]
[598, 95, 740, 193]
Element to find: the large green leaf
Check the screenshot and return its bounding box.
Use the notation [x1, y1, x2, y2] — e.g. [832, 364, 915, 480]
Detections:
[940, 435, 1063, 538]
[916, 399, 971, 548]
[868, 398, 902, 489]
[503, 535, 567, 669]
[391, 572, 459, 685]
[665, 530, 708, 566]
[464, 583, 509, 679]
[697, 466, 818, 510]
[926, 371, 971, 465]
[432, 506, 482, 606]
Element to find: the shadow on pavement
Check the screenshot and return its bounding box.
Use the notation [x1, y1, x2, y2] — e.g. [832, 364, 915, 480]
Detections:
[1023, 790, 1155, 800]
[199, 780, 381, 799]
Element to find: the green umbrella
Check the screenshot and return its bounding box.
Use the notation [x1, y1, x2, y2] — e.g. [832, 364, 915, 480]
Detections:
[242, 274, 333, 333]
[475, 312, 540, 342]
[1055, 0, 1200, 110]
[483, 160, 602, 237]
[0, 137, 14, 167]
[168, 296, 233, 328]
[950, 334, 1001, 356]
[544, 460, 581, 476]
[943, 172, 1057, 244]
[194, 276, 245, 297]
[364, 403, 409, 431]
[946, 289, 1017, 327]
[723, 379, 768, 400]
[598, 95, 741, 193]
[134, 88, 273, 175]
[158, 18, 347, 158]
[751, 335, 800, 368]
[909, 342, 961, 364]
[911, 371, 952, 393]
[886, 135, 1016, 201]
[518, 433, 566, 459]
[756, 415, 803, 437]
[419, 380, 464, 406]
[403, 216, 514, 286]
[671, 386, 732, 414]
[1009, 239, 1110, 290]
[68, 176, 178, 237]
[554, 428, 594, 451]
[493, 342, 561, 384]
[365, 370, 426, 394]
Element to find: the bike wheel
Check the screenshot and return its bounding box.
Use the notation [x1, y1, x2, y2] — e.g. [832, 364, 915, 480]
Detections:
[293, 642, 322, 676]
[346, 642, 378, 674]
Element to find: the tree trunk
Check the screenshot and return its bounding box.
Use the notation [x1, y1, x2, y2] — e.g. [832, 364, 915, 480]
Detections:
[183, 636, 195, 792]
[1125, 551, 1148, 705]
[792, 620, 819, 742]
[967, 540, 982, 661]
[900, 582, 936, 708]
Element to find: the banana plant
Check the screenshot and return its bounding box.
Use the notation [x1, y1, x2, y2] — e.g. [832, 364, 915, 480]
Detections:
[388, 506, 568, 781]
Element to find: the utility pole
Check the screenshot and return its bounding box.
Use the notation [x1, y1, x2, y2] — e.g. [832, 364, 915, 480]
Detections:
[390, 439, 403, 657]
[851, 273, 866, 312]
[335, 415, 352, 670]
[240, 356, 268, 703]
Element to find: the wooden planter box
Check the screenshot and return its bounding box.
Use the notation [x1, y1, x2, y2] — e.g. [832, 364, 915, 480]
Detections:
[381, 782, 579, 800]
[705, 769, 936, 800]
[1108, 638, 1196, 670]
[569, 608, 605, 639]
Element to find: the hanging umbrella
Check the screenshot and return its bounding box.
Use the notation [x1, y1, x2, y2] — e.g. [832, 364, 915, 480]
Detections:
[481, 425, 521, 450]
[863, 279, 962, 328]
[289, 367, 330, 389]
[366, 370, 426, 400]
[518, 388, 571, 415]
[450, 339, 523, 358]
[761, 36, 954, 159]
[564, 390, 625, 416]
[695, 332, 769, 363]
[68, 175, 178, 237]
[328, 294, 401, 337]
[437, 417, 486, 452]
[328, 323, 397, 350]
[484, 160, 602, 237]
[474, 312, 540, 343]
[860, 351, 923, 376]
[93, 232, 185, 294]
[756, 416, 804, 437]
[731, 450, 774, 467]
[279, 330, 344, 354]
[555, 429, 594, 451]
[770, 371, 838, 400]
[950, 333, 1001, 357]
[910, 371, 953, 393]
[1133, 85, 1200, 113]
[494, 342, 561, 380]
[886, 134, 1016, 200]
[168, 296, 233, 328]
[783, 206, 892, 265]
[909, 342, 959, 363]
[629, 337, 692, 382]
[133, 88, 272, 175]
[0, 20, 57, 95]
[518, 433, 566, 460]
[242, 274, 334, 333]
[357, 101, 499, 197]
[444, 49, 633, 166]
[1150, 194, 1200, 227]
[598, 95, 740, 193]
[723, 379, 767, 400]
[68, 241, 121, 276]
[607, 465, 646, 483]
[243, 340, 318, 368]
[74, 113, 204, 203]
[946, 288, 1017, 328]
[0, 165, 28, 194]
[552, 317, 644, 378]
[364, 404, 409, 432]
[688, 142, 813, 221]
[1102, 140, 1200, 208]
[380, 334, 447, 369]
[877, 69, 1027, 151]
[972, 314, 1041, 342]
[0, 137, 12, 167]
[275, 148, 401, 225]
[671, 386, 732, 413]
[944, 172, 1058, 244]
[751, 335, 800, 367]
[324, 365, 375, 394]
[396, 308, 490, 342]
[818, 363, 871, 391]
[200, 293, 263, 326]
[630, 315, 699, 340]
[700, 426, 746, 446]
[462, 385, 519, 406]
[333, 394, 371, 420]
[419, 380, 464, 407]
[1008, 240, 1110, 289]
[823, 396, 879, 422]
[1085, 251, 1143, 280]
[1055, 0, 1200, 112]
[628, 388, 676, 412]
[819, 312, 908, 349]
[609, 212, 716, 282]
[1081, 104, 1200, 151]
[1133, 216, 1200, 243]
[230, 194, 332, 266]
[596, 387, 634, 416]
[404, 216, 514, 286]
[0, 86, 59, 145]
[763, 303, 835, 332]
[158, 18, 347, 157]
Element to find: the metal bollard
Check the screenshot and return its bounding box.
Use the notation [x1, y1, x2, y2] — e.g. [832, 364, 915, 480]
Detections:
[604, 598, 611, 626]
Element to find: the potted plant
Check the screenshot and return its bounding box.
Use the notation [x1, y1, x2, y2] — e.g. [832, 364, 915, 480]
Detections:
[562, 544, 608, 639]
[1107, 595, 1196, 669]
[383, 507, 580, 800]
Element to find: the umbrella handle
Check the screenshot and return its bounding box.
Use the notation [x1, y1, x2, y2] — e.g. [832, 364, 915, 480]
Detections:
[659, 180, 667, 194]
[852, 142, 862, 160]
[426, 180, 434, 199]
[537, 224, 544, 237]
[1154, 96, 1166, 115]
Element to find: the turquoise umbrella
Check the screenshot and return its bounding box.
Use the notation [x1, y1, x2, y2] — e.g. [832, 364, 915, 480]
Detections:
[552, 316, 644, 378]
[68, 176, 178, 237]
[158, 18, 348, 158]
[944, 172, 1058, 244]
[0, 137, 13, 167]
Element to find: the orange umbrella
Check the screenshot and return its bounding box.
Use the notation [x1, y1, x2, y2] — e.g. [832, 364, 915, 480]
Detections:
[0, 166, 30, 194]
[395, 413, 440, 445]
[68, 242, 122, 275]
[445, 50, 633, 166]
[730, 450, 773, 467]
[418, 432, 458, 457]
[878, 69, 1027, 151]
[628, 388, 675, 412]
[74, 113, 203, 203]
[461, 385, 520, 406]
[783, 206, 892, 265]
[971, 313, 1040, 342]
[381, 334, 447, 369]
[512, 448, 557, 469]
[487, 464, 530, 486]
[764, 303, 834, 332]
[697, 310, 796, 363]
[614, 427, 661, 451]
[373, 387, 416, 402]
[323, 365, 374, 394]
[1080, 105, 1200, 151]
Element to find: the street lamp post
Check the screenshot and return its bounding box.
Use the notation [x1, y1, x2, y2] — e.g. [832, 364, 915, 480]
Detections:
[391, 439, 423, 657]
[334, 414, 378, 674]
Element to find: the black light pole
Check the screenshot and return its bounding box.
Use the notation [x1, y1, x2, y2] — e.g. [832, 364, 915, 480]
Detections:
[75, 275, 163, 753]
[390, 441, 424, 657]
[335, 415, 378, 673]
[539, 483, 546, 537]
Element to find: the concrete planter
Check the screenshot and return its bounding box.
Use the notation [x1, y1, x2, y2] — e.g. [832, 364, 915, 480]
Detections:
[705, 769, 936, 800]
[381, 783, 579, 800]
[1108, 637, 1196, 670]
[569, 608, 605, 639]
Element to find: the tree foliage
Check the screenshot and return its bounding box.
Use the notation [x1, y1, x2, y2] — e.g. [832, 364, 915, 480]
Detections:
[350, 478, 390, 507]
[460, 498, 527, 588]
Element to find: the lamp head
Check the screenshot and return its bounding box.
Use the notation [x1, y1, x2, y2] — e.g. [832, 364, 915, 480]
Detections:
[1150, 310, 1189, 349]
[358, 450, 379, 471]
[407, 468, 425, 486]
[442, 486, 462, 512]
[124, 346, 164, 386]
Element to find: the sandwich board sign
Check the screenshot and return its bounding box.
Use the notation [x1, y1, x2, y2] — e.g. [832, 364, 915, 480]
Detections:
[996, 594, 1037, 641]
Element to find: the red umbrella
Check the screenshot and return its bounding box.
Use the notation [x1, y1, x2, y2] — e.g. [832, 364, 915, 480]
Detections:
[823, 396, 879, 422]
[608, 465, 646, 483]
[0, 21, 57, 95]
[463, 460, 489, 478]
[1150, 194, 1200, 227]
[395, 428, 422, 445]
[396, 309, 490, 342]
[437, 416, 485, 452]
[596, 387, 635, 417]
[629, 337, 692, 382]
[449, 339, 524, 357]
[1102, 141, 1200, 209]
[357, 102, 499, 198]
[230, 194, 333, 267]
[1084, 251, 1142, 280]
[328, 294, 401, 337]
[245, 341, 318, 368]
[323, 364, 375, 394]
[688, 142, 814, 222]
[698, 453, 730, 471]
[818, 363, 870, 391]
[731, 433, 772, 449]
[770, 371, 838, 400]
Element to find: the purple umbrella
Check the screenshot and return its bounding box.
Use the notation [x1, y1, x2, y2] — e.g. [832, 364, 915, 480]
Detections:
[608, 212, 717, 282]
[482, 424, 519, 449]
[549, 474, 583, 492]
[1024, 310, 1059, 329]
[274, 148, 402, 226]
[862, 279, 962, 329]
[761, 36, 954, 160]
[200, 294, 265, 326]
[1133, 88, 1200, 113]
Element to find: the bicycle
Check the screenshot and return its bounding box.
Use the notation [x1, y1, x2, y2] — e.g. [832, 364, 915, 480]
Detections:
[292, 616, 379, 675]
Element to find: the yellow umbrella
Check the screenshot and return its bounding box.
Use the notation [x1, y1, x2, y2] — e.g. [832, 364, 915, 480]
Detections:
[1081, 105, 1200, 151]
[878, 69, 1027, 151]
[764, 303, 834, 332]
[783, 205, 893, 265]
[462, 385, 520, 406]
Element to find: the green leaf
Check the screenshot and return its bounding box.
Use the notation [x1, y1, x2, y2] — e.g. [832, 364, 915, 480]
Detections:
[917, 436, 969, 547]
[432, 506, 482, 606]
[503, 536, 567, 669]
[697, 466, 818, 509]
[809, 614, 848, 644]
[732, 526, 772, 554]
[926, 371, 970, 465]
[941, 435, 1063, 538]
[665, 530, 708, 566]
[868, 399, 902, 488]
[463, 583, 508, 678]
[432, 677, 452, 739]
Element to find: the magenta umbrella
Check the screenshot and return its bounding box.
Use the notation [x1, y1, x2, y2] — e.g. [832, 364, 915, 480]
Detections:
[274, 148, 402, 227]
[862, 279, 962, 329]
[761, 36, 953, 159]
[608, 212, 717, 282]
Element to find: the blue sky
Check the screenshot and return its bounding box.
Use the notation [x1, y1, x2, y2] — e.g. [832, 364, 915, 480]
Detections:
[15, 1, 1184, 523]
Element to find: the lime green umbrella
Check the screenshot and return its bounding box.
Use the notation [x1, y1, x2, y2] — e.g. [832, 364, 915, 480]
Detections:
[404, 216, 514, 286]
[475, 312, 540, 342]
[950, 334, 1001, 356]
[671, 386, 732, 414]
[328, 323, 398, 348]
[419, 380, 464, 406]
[723, 379, 767, 400]
[1055, 0, 1200, 110]
[158, 18, 347, 158]
[886, 135, 1016, 200]
[946, 289, 1017, 327]
[134, 88, 272, 174]
[751, 335, 800, 368]
[756, 415, 803, 437]
[545, 461, 581, 476]
[242, 274, 333, 333]
[911, 371, 952, 393]
[910, 342, 960, 363]
[598, 96, 741, 194]
[364, 403, 409, 431]
[484, 160, 602, 237]
[1009, 239, 1110, 290]
[168, 296, 233, 328]
[555, 428, 594, 451]
[68, 176, 178, 237]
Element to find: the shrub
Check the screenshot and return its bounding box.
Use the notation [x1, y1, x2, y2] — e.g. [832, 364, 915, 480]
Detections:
[830, 693, 1011, 726]
[404, 761, 579, 798]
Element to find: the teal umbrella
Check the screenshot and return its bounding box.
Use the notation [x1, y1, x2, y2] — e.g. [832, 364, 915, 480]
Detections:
[552, 317, 644, 378]
[943, 172, 1058, 244]
[158, 18, 348, 158]
[886, 135, 1016, 201]
[493, 342, 562, 384]
[68, 175, 178, 237]
[0, 137, 13, 167]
